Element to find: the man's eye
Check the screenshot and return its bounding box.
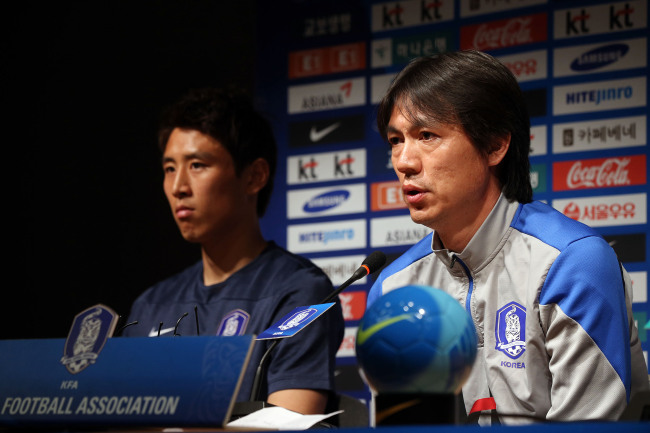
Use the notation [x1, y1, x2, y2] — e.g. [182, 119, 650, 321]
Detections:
[190, 162, 205, 169]
[421, 131, 435, 140]
[163, 166, 175, 173]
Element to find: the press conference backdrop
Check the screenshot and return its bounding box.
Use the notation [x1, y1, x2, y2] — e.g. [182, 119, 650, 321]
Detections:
[255, 0, 649, 401]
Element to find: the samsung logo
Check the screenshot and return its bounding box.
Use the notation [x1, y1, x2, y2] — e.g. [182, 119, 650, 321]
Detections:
[571, 44, 629, 71]
[304, 190, 350, 213]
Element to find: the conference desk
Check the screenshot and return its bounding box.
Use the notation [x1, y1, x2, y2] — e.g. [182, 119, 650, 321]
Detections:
[2, 335, 647, 432]
[1, 421, 646, 432]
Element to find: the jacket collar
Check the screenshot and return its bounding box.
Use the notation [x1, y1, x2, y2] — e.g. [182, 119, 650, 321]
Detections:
[431, 193, 520, 272]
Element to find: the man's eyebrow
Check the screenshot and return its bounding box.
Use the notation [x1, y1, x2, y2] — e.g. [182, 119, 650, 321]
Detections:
[161, 152, 215, 164]
[385, 118, 432, 134]
[385, 124, 400, 134]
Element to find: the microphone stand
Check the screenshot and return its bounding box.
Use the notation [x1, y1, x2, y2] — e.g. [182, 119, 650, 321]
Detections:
[243, 251, 385, 409]
[249, 270, 364, 402]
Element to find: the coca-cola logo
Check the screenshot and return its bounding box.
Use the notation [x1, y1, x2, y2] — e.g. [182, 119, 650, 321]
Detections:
[566, 158, 631, 189]
[473, 18, 533, 50]
[461, 13, 547, 51]
[554, 155, 646, 191]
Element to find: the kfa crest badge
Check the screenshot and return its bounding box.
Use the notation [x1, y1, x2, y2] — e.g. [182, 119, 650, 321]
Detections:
[217, 309, 250, 336]
[61, 304, 118, 374]
[495, 302, 526, 359]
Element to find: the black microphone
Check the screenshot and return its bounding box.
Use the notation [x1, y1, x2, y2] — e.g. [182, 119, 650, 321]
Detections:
[319, 250, 386, 303]
[248, 251, 386, 402]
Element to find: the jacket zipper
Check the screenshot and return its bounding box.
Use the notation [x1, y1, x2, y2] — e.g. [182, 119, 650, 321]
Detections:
[452, 255, 474, 316]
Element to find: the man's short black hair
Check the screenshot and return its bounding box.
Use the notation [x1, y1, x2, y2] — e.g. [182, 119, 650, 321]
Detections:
[377, 50, 533, 203]
[158, 87, 277, 216]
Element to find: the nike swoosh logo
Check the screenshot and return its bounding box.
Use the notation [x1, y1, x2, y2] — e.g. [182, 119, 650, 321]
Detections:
[356, 314, 411, 346]
[148, 326, 175, 337]
[309, 122, 341, 142]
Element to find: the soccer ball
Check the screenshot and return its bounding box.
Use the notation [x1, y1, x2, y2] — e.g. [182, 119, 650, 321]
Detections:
[356, 285, 477, 394]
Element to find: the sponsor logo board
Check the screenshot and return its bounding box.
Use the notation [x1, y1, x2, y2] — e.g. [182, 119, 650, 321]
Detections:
[498, 49, 547, 83]
[553, 155, 646, 191]
[371, 180, 407, 211]
[287, 148, 366, 184]
[629, 271, 647, 304]
[371, 31, 453, 68]
[461, 0, 546, 18]
[553, 193, 647, 227]
[371, 0, 454, 32]
[289, 42, 366, 79]
[294, 7, 361, 41]
[337, 326, 358, 358]
[371, 73, 397, 104]
[530, 125, 547, 156]
[460, 13, 548, 51]
[287, 183, 366, 219]
[288, 77, 365, 114]
[554, 37, 647, 77]
[552, 116, 646, 154]
[370, 215, 432, 247]
[553, 76, 646, 115]
[288, 219, 367, 253]
[289, 114, 365, 147]
[554, 0, 648, 40]
[339, 291, 367, 321]
[530, 163, 547, 193]
[311, 255, 367, 286]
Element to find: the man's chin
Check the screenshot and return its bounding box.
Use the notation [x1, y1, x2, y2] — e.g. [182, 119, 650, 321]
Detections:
[408, 210, 435, 230]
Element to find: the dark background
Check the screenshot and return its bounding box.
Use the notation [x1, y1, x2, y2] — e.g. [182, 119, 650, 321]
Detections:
[8, 1, 258, 339]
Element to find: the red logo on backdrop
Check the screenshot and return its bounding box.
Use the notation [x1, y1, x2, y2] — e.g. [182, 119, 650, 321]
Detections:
[460, 13, 547, 51]
[371, 180, 406, 211]
[338, 291, 366, 321]
[553, 155, 646, 191]
[338, 329, 356, 355]
[504, 58, 538, 78]
[562, 201, 636, 222]
[289, 42, 365, 79]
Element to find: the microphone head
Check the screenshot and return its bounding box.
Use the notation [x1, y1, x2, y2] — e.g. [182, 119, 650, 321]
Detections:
[362, 251, 387, 275]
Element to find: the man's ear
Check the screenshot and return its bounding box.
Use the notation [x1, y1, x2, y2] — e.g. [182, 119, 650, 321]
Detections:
[246, 158, 270, 195]
[487, 134, 510, 167]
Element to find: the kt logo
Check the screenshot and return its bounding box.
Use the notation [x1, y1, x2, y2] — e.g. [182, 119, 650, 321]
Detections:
[298, 157, 317, 180]
[610, 4, 634, 30]
[565, 9, 590, 35]
[335, 153, 354, 177]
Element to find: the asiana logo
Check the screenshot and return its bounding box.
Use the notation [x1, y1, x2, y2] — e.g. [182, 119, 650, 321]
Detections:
[495, 302, 526, 359]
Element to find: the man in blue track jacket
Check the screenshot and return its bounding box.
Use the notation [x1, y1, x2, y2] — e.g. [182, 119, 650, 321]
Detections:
[367, 50, 648, 424]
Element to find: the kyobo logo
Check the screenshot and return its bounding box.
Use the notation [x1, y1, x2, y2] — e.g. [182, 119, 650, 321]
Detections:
[304, 190, 350, 213]
[571, 44, 629, 72]
[299, 229, 355, 244]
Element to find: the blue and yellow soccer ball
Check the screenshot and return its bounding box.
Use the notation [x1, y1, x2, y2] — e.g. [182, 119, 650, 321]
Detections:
[356, 285, 477, 394]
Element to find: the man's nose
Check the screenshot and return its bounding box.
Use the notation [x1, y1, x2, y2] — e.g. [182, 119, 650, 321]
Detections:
[171, 168, 191, 198]
[393, 140, 421, 175]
